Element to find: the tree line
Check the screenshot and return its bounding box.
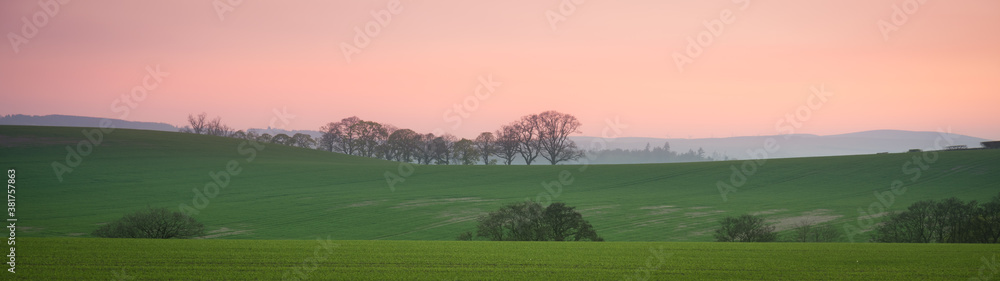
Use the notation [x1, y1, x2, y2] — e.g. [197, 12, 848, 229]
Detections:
[315, 110, 585, 165]
[872, 194, 1000, 243]
[180, 112, 729, 165]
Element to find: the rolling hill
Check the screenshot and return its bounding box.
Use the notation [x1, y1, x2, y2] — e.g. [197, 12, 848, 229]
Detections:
[1, 125, 997, 242]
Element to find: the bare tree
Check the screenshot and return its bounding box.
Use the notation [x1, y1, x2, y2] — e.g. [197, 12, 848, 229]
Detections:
[513, 115, 542, 165]
[413, 133, 436, 165]
[536, 111, 585, 165]
[494, 126, 520, 165]
[187, 113, 208, 134]
[474, 132, 498, 165]
[430, 134, 457, 165]
[319, 116, 363, 155]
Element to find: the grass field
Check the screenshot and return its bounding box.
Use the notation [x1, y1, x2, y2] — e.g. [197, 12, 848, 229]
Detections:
[17, 237, 1000, 280]
[2, 125, 998, 243]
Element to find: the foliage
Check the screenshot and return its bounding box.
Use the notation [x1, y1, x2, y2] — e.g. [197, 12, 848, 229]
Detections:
[473, 201, 602, 241]
[92, 207, 204, 239]
[789, 221, 840, 242]
[714, 214, 777, 242]
[872, 195, 1000, 243]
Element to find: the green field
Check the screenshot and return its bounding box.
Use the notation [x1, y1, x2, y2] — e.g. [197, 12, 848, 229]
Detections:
[3, 125, 1000, 280]
[16, 237, 1000, 280]
[3, 125, 997, 242]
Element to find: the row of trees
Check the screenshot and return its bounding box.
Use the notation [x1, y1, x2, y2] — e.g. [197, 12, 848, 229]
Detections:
[180, 113, 317, 148]
[872, 194, 1000, 243]
[180, 112, 727, 165]
[318, 111, 586, 165]
[587, 142, 721, 164]
[459, 201, 603, 241]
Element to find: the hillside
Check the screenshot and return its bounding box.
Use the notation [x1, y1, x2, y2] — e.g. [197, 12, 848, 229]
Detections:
[1, 125, 998, 242]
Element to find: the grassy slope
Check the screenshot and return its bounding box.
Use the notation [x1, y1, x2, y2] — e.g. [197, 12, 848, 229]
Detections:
[19, 237, 1000, 280]
[1, 125, 998, 242]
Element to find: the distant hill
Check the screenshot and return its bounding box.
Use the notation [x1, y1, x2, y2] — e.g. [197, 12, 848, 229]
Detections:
[572, 130, 989, 162]
[0, 114, 178, 132]
[1, 114, 989, 162]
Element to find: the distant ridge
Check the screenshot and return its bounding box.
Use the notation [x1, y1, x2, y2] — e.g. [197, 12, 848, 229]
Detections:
[572, 130, 989, 162]
[0, 114, 178, 132]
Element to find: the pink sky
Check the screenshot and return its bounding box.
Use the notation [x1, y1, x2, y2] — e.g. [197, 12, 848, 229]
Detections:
[2, 1, 998, 140]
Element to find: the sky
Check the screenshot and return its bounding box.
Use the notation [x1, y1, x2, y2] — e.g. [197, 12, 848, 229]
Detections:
[1, 0, 998, 140]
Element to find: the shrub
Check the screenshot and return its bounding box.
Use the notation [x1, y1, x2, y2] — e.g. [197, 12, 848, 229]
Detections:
[714, 214, 776, 242]
[470, 201, 602, 241]
[93, 207, 205, 239]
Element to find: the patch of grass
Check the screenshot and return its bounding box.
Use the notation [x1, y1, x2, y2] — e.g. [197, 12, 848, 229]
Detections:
[18, 237, 1000, 280]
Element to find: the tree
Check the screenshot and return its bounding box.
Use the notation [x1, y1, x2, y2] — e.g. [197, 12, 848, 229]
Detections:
[290, 133, 315, 148]
[430, 134, 457, 165]
[536, 111, 585, 165]
[714, 214, 777, 242]
[474, 132, 498, 165]
[872, 196, 1000, 244]
[257, 133, 273, 144]
[386, 129, 421, 162]
[542, 203, 602, 241]
[92, 207, 204, 239]
[321, 116, 363, 155]
[790, 221, 840, 242]
[472, 201, 602, 241]
[415, 133, 437, 165]
[186, 112, 208, 134]
[494, 126, 520, 165]
[352, 120, 389, 158]
[271, 133, 291, 145]
[512, 116, 542, 165]
[452, 138, 480, 165]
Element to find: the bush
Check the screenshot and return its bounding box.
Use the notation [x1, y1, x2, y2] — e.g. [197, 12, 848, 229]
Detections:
[790, 221, 840, 242]
[714, 214, 776, 242]
[93, 207, 205, 239]
[470, 201, 602, 241]
[872, 195, 1000, 243]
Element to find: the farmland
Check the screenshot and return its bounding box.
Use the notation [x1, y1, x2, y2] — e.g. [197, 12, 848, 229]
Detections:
[17, 237, 1000, 280]
[2, 125, 999, 242]
[3, 125, 1000, 280]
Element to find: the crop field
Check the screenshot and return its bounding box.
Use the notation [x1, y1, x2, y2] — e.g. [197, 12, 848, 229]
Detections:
[16, 237, 1000, 280]
[2, 125, 999, 243]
